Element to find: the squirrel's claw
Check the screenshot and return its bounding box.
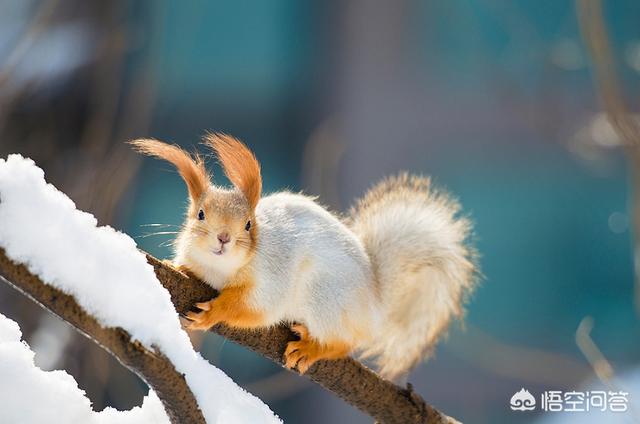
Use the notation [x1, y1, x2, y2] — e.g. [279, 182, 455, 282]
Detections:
[185, 300, 217, 330]
[284, 341, 304, 371]
[185, 313, 211, 330]
[296, 357, 314, 374]
[195, 301, 211, 311]
[283, 332, 350, 374]
[284, 341, 317, 374]
[284, 324, 315, 373]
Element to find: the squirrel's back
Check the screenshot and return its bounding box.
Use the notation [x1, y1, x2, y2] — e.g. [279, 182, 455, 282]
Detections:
[251, 192, 380, 342]
[348, 173, 477, 380]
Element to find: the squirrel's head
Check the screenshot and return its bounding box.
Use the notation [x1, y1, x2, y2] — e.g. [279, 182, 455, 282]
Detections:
[130, 134, 261, 278]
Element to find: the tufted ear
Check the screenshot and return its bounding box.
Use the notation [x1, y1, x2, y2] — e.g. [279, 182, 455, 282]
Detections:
[129, 138, 209, 201]
[204, 133, 262, 210]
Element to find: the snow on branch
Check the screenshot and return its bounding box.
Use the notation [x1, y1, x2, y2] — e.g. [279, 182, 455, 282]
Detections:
[0, 154, 457, 424]
[0, 247, 200, 423]
[0, 312, 170, 423]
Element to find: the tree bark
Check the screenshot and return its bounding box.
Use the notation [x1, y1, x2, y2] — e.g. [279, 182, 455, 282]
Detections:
[0, 248, 205, 424]
[0, 246, 458, 424]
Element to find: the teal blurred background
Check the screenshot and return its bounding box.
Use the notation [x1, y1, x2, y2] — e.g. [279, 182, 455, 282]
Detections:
[1, 1, 639, 423]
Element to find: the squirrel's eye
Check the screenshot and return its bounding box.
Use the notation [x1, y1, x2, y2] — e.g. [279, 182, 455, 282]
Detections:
[245, 220, 251, 231]
[198, 209, 205, 221]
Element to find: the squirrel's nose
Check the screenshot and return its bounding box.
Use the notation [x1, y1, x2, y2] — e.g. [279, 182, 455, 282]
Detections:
[217, 232, 230, 245]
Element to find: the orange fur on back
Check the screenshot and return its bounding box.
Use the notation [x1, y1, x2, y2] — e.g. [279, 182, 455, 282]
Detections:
[130, 139, 210, 201]
[205, 133, 262, 209]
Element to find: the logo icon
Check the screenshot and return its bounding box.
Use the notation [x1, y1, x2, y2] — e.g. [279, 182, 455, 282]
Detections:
[510, 388, 536, 411]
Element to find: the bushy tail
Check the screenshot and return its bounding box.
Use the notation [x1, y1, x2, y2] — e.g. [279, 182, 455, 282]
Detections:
[347, 173, 478, 380]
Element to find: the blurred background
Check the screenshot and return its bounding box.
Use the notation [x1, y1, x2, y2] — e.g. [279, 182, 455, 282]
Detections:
[1, 1, 639, 423]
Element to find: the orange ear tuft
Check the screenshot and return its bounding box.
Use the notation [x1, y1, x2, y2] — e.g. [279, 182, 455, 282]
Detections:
[204, 133, 262, 209]
[129, 138, 209, 201]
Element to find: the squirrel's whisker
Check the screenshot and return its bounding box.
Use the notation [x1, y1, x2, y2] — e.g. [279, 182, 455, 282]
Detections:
[136, 231, 180, 239]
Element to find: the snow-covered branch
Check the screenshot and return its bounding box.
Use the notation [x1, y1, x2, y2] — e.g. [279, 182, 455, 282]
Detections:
[0, 249, 202, 423]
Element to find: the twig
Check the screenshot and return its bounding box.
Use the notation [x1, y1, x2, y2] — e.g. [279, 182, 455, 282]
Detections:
[575, 316, 614, 385]
[577, 0, 640, 315]
[0, 248, 205, 424]
[576, 316, 640, 422]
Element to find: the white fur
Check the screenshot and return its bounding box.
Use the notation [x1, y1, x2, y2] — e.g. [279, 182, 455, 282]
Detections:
[248, 193, 381, 345]
[175, 234, 246, 290]
[349, 176, 476, 379]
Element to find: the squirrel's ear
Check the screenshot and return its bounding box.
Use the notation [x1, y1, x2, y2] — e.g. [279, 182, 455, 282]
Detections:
[129, 139, 209, 201]
[204, 133, 262, 210]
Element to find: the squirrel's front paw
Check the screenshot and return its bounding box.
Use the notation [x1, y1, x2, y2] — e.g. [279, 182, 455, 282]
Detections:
[185, 300, 218, 330]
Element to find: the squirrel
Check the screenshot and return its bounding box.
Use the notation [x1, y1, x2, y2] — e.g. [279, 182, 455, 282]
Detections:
[130, 134, 477, 380]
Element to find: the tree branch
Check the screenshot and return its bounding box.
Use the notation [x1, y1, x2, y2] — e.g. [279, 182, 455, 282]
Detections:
[0, 245, 458, 423]
[0, 247, 205, 424]
[147, 255, 457, 424]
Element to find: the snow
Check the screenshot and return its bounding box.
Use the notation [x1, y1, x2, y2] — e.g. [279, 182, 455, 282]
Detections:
[0, 155, 280, 424]
[0, 312, 169, 424]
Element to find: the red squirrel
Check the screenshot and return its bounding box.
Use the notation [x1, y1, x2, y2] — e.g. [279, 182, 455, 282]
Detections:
[131, 134, 477, 380]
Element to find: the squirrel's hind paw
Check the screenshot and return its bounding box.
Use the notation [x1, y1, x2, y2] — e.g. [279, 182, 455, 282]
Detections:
[283, 334, 350, 374]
